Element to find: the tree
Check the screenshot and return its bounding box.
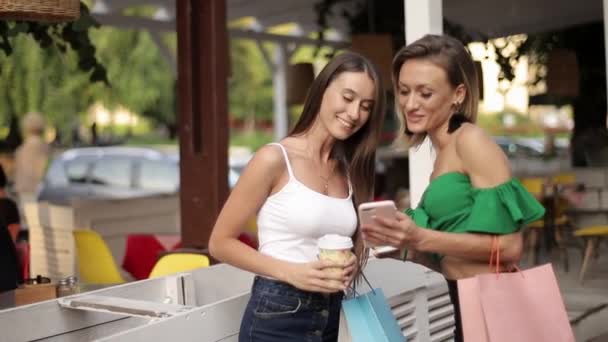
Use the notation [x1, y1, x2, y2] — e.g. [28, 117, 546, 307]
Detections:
[90, 27, 175, 134]
[0, 23, 178, 143]
[0, 33, 103, 142]
[228, 38, 273, 131]
[0, 2, 108, 84]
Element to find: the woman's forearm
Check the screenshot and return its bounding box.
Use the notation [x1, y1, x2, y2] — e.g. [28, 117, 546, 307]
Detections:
[209, 237, 292, 281]
[413, 229, 523, 262]
[407, 250, 441, 272]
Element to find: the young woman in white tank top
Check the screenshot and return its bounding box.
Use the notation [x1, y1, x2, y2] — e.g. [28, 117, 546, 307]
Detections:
[209, 52, 386, 342]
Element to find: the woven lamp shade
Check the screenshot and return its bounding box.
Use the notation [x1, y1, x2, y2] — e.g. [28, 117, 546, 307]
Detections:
[546, 49, 579, 97]
[287, 62, 315, 106]
[0, 0, 80, 22]
[350, 34, 394, 89]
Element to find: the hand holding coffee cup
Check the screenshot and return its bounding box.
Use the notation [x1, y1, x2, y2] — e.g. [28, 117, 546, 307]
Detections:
[317, 234, 354, 287]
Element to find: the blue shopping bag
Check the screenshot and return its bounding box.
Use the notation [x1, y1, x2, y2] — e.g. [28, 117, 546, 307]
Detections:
[338, 273, 405, 342]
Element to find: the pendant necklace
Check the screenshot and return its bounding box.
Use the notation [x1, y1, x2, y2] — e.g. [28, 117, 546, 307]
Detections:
[315, 157, 335, 195]
[306, 144, 335, 195]
[318, 166, 334, 195]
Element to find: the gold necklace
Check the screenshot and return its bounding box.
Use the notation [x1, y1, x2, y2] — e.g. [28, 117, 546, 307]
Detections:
[305, 144, 335, 195]
[318, 164, 335, 195]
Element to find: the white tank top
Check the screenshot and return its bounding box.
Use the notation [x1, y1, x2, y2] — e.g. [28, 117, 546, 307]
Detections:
[257, 143, 358, 263]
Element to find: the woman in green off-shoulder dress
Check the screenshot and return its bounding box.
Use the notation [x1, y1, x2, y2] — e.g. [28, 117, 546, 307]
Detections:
[360, 35, 545, 342]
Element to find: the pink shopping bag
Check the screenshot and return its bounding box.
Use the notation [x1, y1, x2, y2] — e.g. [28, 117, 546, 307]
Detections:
[458, 275, 489, 342]
[458, 238, 575, 342]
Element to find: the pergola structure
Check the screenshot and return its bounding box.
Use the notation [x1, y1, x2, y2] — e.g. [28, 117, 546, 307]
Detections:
[88, 0, 606, 248]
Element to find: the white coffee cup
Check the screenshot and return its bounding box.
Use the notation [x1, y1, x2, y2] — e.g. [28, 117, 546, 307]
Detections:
[317, 234, 353, 287]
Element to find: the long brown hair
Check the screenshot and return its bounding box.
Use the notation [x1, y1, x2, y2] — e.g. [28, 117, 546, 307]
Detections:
[391, 34, 480, 146]
[290, 51, 386, 273]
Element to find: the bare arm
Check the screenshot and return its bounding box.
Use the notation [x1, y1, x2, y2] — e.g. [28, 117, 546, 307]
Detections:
[414, 226, 523, 262]
[209, 145, 288, 278]
[406, 250, 441, 272]
[452, 125, 523, 261]
[367, 212, 523, 262]
[209, 145, 349, 293]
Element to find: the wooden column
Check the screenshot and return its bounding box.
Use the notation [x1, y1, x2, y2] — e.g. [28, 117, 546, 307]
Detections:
[604, 0, 608, 111]
[176, 0, 229, 248]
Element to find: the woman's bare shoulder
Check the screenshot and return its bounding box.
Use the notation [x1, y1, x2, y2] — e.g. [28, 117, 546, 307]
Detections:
[249, 144, 287, 174]
[455, 124, 511, 186]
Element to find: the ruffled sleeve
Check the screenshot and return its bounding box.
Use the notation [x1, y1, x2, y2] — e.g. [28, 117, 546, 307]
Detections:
[405, 207, 430, 228]
[465, 178, 545, 234]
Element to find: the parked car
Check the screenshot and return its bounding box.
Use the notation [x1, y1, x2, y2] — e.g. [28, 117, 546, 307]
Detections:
[494, 136, 544, 158]
[38, 146, 249, 204]
[493, 136, 570, 176]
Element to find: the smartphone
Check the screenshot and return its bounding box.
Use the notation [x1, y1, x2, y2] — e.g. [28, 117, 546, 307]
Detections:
[358, 200, 397, 226]
[358, 200, 398, 250]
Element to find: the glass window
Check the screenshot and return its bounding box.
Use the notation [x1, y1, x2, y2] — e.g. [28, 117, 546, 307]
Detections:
[65, 159, 92, 184]
[138, 159, 178, 192]
[90, 158, 132, 188]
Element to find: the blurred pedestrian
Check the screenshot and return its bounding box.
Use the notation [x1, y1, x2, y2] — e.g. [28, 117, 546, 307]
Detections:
[14, 112, 50, 203]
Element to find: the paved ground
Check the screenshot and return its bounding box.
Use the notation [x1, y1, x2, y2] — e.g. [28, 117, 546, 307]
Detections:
[523, 240, 608, 342]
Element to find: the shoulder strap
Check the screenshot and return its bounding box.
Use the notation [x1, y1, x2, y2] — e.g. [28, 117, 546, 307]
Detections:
[267, 143, 294, 179]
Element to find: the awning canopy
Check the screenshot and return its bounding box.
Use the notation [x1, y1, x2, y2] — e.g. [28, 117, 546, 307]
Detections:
[91, 0, 602, 39]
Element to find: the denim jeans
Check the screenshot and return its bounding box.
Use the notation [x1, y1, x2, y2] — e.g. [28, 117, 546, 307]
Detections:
[239, 276, 344, 342]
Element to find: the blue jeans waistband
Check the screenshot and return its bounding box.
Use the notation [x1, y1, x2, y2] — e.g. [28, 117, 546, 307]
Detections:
[252, 276, 343, 303]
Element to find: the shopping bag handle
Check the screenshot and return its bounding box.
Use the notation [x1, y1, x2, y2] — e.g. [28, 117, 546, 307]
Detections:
[347, 269, 376, 298]
[489, 236, 522, 278]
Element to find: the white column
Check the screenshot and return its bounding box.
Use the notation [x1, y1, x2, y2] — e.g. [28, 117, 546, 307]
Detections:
[272, 44, 289, 141]
[604, 0, 608, 111]
[404, 0, 443, 207]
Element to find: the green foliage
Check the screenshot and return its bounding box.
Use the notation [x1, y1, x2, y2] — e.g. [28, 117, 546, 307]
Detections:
[0, 17, 176, 140]
[229, 39, 273, 121]
[0, 2, 108, 84]
[230, 131, 273, 151]
[0, 33, 103, 137]
[0, 1, 279, 146]
[90, 27, 175, 127]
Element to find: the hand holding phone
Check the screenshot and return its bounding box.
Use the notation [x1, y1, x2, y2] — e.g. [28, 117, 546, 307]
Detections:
[358, 200, 397, 225]
[358, 200, 398, 251]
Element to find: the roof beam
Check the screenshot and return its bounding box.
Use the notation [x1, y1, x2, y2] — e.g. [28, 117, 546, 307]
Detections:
[227, 0, 314, 21]
[93, 13, 174, 31]
[92, 13, 349, 48]
[230, 29, 348, 48]
[91, 0, 173, 14]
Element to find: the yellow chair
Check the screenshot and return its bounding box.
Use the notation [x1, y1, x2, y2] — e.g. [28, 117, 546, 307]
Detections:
[73, 230, 125, 284]
[149, 253, 210, 278]
[551, 172, 579, 271]
[520, 177, 548, 265]
[520, 177, 546, 199]
[573, 226, 608, 283]
[552, 172, 576, 187]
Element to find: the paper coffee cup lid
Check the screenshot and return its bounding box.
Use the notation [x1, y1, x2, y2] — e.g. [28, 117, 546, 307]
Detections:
[318, 234, 353, 250]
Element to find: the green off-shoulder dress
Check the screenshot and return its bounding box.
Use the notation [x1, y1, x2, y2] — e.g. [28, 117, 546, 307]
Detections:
[405, 172, 545, 259]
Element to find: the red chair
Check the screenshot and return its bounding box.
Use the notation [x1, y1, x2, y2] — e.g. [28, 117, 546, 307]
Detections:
[122, 234, 166, 280]
[238, 232, 258, 249]
[14, 241, 29, 282]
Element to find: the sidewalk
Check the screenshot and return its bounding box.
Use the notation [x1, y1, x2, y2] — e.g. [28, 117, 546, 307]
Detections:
[524, 243, 608, 342]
